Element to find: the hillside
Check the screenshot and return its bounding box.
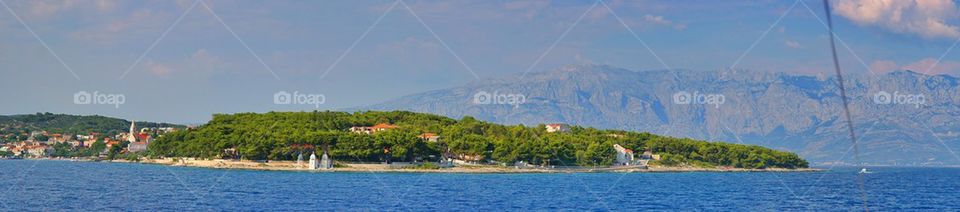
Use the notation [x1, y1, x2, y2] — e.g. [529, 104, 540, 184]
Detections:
[149, 111, 808, 169]
[363, 64, 960, 166]
[0, 112, 185, 137]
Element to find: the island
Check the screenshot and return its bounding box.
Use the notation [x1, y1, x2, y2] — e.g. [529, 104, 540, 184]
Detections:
[2, 111, 813, 173]
[145, 111, 810, 172]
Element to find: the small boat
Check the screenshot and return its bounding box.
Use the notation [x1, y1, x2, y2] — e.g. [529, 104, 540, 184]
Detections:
[858, 168, 871, 174]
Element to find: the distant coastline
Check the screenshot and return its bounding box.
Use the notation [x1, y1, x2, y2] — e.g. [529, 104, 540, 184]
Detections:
[24, 157, 820, 173]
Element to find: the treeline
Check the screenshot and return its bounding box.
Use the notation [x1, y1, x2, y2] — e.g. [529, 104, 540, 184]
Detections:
[647, 138, 809, 169]
[148, 111, 808, 169]
[0, 112, 184, 138]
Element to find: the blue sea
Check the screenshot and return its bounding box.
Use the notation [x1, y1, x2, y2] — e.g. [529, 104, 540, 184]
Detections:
[1, 160, 958, 211]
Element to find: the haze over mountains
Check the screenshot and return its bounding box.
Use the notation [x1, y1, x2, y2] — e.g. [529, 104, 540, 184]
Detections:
[364, 64, 960, 166]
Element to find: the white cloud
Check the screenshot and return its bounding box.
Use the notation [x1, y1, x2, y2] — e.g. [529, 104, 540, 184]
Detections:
[868, 58, 960, 75]
[502, 0, 550, 20]
[642, 14, 686, 30]
[869, 60, 898, 74]
[784, 40, 802, 49]
[187, 49, 223, 73]
[574, 52, 594, 64]
[145, 60, 171, 76]
[13, 0, 117, 20]
[902, 58, 960, 75]
[22, 0, 78, 20]
[643, 14, 671, 25]
[141, 49, 224, 77]
[95, 0, 117, 12]
[833, 0, 960, 39]
[69, 9, 171, 44]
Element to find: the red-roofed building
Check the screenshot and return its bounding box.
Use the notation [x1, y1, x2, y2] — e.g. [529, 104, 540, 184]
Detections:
[371, 123, 398, 132]
[350, 123, 399, 134]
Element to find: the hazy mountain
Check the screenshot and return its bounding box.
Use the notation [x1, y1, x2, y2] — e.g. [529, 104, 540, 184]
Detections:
[364, 64, 960, 166]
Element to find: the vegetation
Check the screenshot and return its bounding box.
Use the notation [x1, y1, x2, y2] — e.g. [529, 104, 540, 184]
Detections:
[149, 111, 808, 169]
[647, 138, 809, 169]
[49, 140, 111, 158]
[0, 112, 184, 142]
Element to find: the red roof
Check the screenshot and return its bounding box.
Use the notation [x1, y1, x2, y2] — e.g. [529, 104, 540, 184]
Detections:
[371, 123, 398, 130]
[136, 133, 151, 141]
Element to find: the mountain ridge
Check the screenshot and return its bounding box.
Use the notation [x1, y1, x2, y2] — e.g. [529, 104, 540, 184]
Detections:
[362, 64, 960, 166]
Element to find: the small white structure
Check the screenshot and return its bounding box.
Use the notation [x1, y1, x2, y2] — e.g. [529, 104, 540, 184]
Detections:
[297, 153, 304, 166]
[320, 152, 332, 169]
[127, 121, 137, 143]
[308, 153, 319, 169]
[613, 144, 635, 166]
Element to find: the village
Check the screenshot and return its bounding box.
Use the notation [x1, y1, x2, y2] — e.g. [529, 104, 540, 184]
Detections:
[0, 121, 175, 159]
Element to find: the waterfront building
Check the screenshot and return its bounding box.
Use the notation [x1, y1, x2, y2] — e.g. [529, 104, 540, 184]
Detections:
[613, 144, 635, 166]
[350, 123, 398, 134]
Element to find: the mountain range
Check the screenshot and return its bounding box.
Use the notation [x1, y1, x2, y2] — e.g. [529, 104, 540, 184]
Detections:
[363, 64, 960, 166]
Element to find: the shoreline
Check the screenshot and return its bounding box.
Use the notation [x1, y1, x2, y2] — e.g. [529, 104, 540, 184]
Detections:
[23, 157, 821, 173]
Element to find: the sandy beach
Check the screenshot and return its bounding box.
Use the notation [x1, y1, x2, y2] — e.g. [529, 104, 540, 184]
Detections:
[104, 158, 820, 173]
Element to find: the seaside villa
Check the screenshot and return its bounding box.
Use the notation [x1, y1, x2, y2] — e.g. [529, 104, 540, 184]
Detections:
[613, 144, 635, 166]
[349, 123, 398, 134]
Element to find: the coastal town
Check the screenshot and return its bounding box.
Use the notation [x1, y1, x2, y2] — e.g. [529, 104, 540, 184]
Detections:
[0, 121, 175, 159]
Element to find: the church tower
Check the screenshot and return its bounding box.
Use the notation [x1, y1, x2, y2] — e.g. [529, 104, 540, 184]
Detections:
[128, 121, 137, 143]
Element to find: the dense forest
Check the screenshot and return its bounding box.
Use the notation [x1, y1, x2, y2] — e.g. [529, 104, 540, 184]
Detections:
[149, 111, 808, 169]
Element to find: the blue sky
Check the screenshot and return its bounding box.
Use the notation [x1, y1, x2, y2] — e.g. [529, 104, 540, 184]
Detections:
[1, 0, 959, 124]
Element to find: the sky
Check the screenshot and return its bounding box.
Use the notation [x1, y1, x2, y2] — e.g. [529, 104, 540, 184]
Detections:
[1, 0, 959, 124]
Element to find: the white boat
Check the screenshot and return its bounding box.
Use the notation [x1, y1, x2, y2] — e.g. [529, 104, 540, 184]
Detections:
[858, 168, 871, 174]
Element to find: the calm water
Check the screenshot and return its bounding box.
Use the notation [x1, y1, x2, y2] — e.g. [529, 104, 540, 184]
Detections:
[1, 160, 958, 211]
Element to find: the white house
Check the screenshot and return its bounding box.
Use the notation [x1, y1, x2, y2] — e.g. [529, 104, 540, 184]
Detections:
[613, 144, 634, 166]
